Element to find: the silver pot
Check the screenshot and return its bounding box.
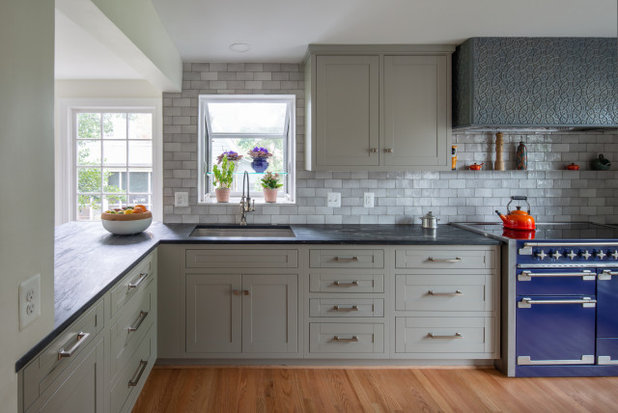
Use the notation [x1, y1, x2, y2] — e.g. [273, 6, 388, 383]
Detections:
[420, 211, 439, 229]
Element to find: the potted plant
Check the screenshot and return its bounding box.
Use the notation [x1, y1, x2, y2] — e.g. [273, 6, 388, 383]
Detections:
[212, 154, 235, 202]
[260, 172, 282, 203]
[247, 146, 273, 173]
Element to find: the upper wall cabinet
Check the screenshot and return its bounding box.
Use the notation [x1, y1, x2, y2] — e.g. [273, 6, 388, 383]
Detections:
[304, 45, 455, 172]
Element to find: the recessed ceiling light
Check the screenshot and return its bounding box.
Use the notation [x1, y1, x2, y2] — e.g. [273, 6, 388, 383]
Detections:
[229, 43, 250, 53]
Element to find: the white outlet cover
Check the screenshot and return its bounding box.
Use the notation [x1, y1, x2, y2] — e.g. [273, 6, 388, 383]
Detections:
[364, 192, 375, 208]
[327, 192, 341, 208]
[19, 274, 41, 330]
[175, 192, 189, 207]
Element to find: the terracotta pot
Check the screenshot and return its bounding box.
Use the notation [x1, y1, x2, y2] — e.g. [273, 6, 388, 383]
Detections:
[215, 188, 230, 203]
[263, 188, 278, 203]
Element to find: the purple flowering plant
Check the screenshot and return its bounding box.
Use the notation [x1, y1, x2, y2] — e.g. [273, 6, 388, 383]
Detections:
[247, 147, 273, 159]
[216, 151, 243, 164]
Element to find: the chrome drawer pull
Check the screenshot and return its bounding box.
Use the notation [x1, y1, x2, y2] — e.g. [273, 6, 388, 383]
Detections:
[598, 356, 618, 365]
[427, 332, 463, 339]
[518, 297, 597, 308]
[333, 336, 359, 342]
[128, 311, 149, 333]
[128, 360, 148, 387]
[332, 305, 359, 312]
[427, 257, 462, 263]
[517, 355, 594, 365]
[334, 256, 359, 262]
[427, 290, 463, 296]
[333, 280, 359, 287]
[128, 272, 149, 289]
[518, 270, 594, 281]
[58, 332, 90, 360]
[599, 270, 618, 280]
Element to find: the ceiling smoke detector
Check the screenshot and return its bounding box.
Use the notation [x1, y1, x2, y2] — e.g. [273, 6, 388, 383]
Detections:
[229, 43, 250, 53]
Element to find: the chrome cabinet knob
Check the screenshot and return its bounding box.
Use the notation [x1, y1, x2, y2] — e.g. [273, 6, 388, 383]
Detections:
[612, 250, 618, 260]
[536, 250, 547, 260]
[567, 250, 577, 260]
[369, 148, 378, 153]
[551, 250, 562, 260]
[384, 148, 393, 153]
[596, 250, 607, 259]
[582, 250, 591, 260]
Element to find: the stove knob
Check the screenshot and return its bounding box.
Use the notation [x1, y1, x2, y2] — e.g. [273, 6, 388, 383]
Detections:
[536, 250, 548, 260]
[596, 250, 607, 260]
[612, 250, 618, 260]
[567, 250, 577, 260]
[582, 250, 592, 260]
[551, 250, 562, 260]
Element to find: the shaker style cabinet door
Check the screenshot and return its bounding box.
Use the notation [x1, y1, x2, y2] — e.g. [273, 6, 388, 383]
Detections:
[315, 55, 380, 167]
[383, 55, 449, 168]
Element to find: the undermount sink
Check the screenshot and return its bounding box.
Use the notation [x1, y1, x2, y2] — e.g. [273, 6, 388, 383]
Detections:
[190, 225, 296, 238]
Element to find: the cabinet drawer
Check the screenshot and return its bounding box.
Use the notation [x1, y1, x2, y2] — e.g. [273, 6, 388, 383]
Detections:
[395, 248, 495, 269]
[309, 323, 384, 353]
[186, 249, 298, 269]
[110, 281, 155, 379]
[309, 298, 384, 317]
[309, 273, 384, 293]
[110, 252, 154, 318]
[395, 317, 494, 354]
[395, 274, 493, 312]
[110, 326, 155, 413]
[310, 249, 384, 269]
[23, 300, 104, 411]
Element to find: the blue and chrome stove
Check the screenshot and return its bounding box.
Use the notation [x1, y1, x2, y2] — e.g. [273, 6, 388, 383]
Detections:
[453, 222, 618, 377]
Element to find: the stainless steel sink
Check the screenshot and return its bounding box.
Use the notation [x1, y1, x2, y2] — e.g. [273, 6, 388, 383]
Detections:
[190, 225, 296, 238]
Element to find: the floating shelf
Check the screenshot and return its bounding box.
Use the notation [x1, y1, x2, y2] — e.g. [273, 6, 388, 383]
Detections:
[205, 171, 288, 176]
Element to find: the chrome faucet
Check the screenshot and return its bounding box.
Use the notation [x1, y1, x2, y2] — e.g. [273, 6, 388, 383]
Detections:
[239, 171, 255, 226]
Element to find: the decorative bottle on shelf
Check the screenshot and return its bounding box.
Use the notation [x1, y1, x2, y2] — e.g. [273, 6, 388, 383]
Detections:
[516, 141, 528, 170]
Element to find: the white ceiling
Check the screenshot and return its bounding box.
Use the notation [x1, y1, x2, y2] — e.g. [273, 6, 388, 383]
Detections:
[55, 10, 142, 80]
[152, 0, 618, 63]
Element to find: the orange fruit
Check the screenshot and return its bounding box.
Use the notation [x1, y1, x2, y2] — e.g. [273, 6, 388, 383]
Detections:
[135, 204, 148, 211]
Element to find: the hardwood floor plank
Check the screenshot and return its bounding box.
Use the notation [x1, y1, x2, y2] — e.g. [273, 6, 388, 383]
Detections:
[132, 367, 618, 413]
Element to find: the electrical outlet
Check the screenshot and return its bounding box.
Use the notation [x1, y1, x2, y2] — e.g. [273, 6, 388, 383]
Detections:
[174, 192, 189, 207]
[327, 192, 341, 208]
[19, 274, 41, 330]
[364, 192, 375, 208]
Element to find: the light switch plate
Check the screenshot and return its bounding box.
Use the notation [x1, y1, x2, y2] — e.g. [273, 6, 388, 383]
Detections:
[364, 192, 375, 208]
[175, 192, 189, 207]
[19, 274, 40, 330]
[327, 192, 341, 208]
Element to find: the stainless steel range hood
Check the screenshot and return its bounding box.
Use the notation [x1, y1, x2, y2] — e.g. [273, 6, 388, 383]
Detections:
[452, 37, 618, 131]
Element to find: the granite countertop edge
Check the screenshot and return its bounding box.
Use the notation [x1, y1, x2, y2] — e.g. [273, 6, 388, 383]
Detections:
[16, 222, 499, 372]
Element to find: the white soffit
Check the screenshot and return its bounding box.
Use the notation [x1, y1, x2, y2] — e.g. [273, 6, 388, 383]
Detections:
[151, 0, 618, 62]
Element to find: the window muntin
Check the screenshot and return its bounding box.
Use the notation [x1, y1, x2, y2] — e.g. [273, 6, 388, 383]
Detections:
[74, 110, 153, 221]
[199, 95, 296, 203]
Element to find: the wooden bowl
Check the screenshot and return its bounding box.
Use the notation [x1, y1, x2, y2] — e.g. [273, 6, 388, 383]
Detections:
[101, 211, 152, 235]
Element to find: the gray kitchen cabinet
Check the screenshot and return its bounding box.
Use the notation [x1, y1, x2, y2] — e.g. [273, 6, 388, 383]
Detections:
[305, 45, 454, 171]
[185, 272, 298, 354]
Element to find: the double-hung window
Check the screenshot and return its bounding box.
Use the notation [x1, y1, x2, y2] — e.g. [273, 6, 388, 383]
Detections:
[198, 95, 296, 203]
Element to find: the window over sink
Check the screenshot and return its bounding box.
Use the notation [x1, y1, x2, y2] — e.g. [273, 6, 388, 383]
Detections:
[198, 95, 296, 204]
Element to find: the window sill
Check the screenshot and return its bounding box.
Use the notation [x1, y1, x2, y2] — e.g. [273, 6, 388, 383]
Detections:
[199, 196, 295, 205]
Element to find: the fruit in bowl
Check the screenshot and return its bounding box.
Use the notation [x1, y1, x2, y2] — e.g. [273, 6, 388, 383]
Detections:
[101, 205, 152, 235]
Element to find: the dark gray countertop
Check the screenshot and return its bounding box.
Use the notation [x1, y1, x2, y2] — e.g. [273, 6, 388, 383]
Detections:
[16, 222, 498, 371]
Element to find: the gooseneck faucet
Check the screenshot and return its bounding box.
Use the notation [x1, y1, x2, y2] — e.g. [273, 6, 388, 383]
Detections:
[239, 171, 255, 226]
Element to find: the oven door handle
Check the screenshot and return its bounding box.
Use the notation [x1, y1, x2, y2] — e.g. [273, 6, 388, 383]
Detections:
[517, 355, 594, 365]
[599, 270, 618, 281]
[518, 270, 595, 281]
[518, 297, 597, 308]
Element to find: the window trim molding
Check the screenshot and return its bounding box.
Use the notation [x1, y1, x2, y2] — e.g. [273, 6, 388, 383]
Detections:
[56, 98, 162, 224]
[197, 94, 296, 204]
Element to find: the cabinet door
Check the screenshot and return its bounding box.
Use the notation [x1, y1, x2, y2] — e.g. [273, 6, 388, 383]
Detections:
[186, 274, 242, 353]
[383, 55, 448, 167]
[29, 338, 104, 413]
[316, 55, 379, 167]
[242, 274, 298, 353]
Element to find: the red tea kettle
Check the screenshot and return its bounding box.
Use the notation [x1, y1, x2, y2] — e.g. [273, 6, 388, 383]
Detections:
[495, 196, 536, 230]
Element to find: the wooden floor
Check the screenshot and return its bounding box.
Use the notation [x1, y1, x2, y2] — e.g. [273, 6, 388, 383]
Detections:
[133, 366, 618, 413]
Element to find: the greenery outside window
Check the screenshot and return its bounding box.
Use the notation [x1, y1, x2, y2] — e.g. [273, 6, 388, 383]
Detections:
[198, 95, 296, 203]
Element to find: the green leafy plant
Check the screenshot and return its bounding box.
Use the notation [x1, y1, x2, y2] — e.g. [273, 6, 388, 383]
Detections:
[260, 172, 283, 189]
[212, 154, 235, 189]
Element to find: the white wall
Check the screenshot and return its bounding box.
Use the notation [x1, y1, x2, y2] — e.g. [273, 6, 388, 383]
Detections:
[54, 80, 163, 225]
[0, 1, 55, 411]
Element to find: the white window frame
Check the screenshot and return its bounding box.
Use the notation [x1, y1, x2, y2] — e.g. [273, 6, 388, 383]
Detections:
[56, 98, 162, 224]
[198, 94, 296, 204]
